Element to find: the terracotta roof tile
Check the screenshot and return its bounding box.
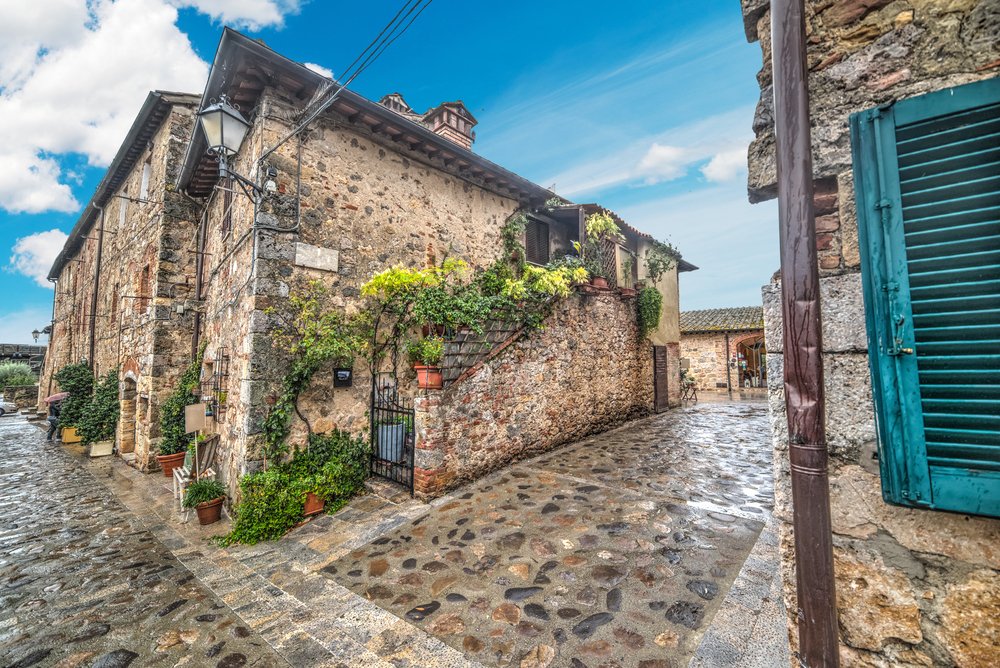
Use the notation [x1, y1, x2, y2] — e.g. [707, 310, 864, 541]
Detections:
[680, 306, 764, 333]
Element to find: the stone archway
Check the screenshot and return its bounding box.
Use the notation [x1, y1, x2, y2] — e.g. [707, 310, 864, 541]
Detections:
[120, 375, 137, 454]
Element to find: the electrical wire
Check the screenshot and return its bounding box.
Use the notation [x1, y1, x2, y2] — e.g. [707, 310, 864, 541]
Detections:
[258, 0, 434, 163]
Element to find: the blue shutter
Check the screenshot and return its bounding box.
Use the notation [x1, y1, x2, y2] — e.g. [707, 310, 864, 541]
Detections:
[851, 77, 1000, 518]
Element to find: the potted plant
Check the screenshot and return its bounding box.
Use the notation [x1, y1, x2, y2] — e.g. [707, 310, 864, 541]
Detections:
[53, 362, 94, 444]
[578, 211, 624, 290]
[79, 369, 120, 457]
[183, 478, 227, 525]
[619, 256, 637, 297]
[303, 480, 325, 516]
[406, 336, 444, 390]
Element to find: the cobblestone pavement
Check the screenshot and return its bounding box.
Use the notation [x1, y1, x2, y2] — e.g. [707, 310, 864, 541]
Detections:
[326, 401, 776, 667]
[0, 415, 288, 668]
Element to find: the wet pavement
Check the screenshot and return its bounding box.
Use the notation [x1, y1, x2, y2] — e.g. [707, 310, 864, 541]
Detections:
[0, 415, 288, 668]
[326, 401, 774, 667]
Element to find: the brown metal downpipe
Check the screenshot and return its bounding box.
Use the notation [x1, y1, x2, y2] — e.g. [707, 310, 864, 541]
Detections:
[89, 204, 106, 371]
[771, 0, 839, 665]
[192, 204, 206, 359]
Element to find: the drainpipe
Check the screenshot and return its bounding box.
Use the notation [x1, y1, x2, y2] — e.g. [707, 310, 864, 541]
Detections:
[724, 331, 732, 393]
[192, 204, 206, 359]
[89, 204, 106, 371]
[771, 0, 839, 665]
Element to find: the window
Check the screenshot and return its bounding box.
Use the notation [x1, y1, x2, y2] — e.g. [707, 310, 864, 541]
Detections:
[525, 218, 550, 265]
[850, 77, 1000, 518]
[139, 153, 151, 200]
[118, 195, 127, 229]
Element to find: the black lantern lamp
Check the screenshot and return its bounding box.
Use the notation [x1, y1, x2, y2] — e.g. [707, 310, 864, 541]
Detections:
[197, 95, 276, 199]
[31, 329, 40, 343]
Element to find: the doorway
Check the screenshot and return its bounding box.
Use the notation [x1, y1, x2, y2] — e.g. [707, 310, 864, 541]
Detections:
[736, 336, 767, 389]
[120, 377, 137, 453]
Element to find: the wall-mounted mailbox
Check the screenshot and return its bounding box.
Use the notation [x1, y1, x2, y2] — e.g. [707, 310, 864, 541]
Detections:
[334, 368, 353, 388]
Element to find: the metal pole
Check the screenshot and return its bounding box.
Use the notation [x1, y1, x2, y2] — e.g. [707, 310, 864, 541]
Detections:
[725, 332, 732, 393]
[771, 0, 839, 665]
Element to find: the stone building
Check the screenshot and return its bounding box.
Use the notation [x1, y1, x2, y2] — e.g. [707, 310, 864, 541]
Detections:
[38, 91, 203, 470]
[679, 306, 766, 392]
[42, 30, 691, 498]
[741, 0, 999, 665]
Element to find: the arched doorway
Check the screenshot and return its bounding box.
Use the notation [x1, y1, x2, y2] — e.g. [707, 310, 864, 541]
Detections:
[736, 335, 767, 388]
[120, 376, 137, 453]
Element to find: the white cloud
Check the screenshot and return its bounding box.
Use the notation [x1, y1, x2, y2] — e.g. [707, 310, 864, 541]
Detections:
[0, 307, 53, 345]
[634, 144, 688, 184]
[0, 0, 209, 214]
[172, 0, 301, 30]
[701, 148, 747, 183]
[9, 229, 68, 287]
[304, 62, 334, 79]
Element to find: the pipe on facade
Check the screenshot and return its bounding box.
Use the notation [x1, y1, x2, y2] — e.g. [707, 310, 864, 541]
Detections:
[771, 0, 839, 665]
[724, 331, 732, 393]
[88, 204, 106, 371]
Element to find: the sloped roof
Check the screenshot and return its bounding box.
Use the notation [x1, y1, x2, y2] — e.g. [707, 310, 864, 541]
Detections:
[680, 306, 764, 333]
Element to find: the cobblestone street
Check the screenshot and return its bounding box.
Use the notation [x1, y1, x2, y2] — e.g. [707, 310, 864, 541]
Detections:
[0, 416, 287, 668]
[0, 399, 785, 668]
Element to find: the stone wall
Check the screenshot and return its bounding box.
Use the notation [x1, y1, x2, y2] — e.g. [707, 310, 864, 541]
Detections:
[2, 385, 38, 410]
[680, 330, 766, 392]
[743, 1, 1000, 665]
[414, 290, 656, 497]
[38, 100, 201, 471]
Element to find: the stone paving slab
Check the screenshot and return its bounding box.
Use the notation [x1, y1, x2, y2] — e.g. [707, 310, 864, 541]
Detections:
[0, 416, 288, 668]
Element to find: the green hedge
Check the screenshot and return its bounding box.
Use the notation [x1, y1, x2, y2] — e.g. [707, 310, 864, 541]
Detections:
[53, 362, 94, 429]
[79, 370, 120, 444]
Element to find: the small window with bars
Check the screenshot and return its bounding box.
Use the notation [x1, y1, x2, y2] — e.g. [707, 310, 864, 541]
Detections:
[525, 218, 550, 265]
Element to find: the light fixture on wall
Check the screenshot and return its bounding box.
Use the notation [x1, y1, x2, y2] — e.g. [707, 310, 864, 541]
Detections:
[31, 329, 40, 343]
[197, 95, 277, 200]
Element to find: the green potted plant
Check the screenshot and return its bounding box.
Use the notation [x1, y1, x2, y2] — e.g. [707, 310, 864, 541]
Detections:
[620, 255, 636, 297]
[53, 362, 94, 444]
[406, 335, 444, 390]
[581, 211, 623, 289]
[79, 369, 120, 457]
[158, 348, 204, 477]
[183, 478, 227, 525]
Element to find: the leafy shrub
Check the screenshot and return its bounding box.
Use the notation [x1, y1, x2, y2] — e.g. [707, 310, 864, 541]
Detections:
[53, 362, 94, 428]
[637, 286, 663, 338]
[0, 362, 36, 387]
[159, 347, 204, 455]
[218, 430, 369, 545]
[79, 369, 120, 444]
[183, 479, 227, 508]
[644, 240, 679, 284]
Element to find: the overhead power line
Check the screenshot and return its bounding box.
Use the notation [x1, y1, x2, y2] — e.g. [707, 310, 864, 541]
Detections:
[258, 0, 436, 163]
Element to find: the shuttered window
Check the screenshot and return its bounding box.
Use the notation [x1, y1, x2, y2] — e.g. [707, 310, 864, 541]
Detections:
[525, 218, 550, 265]
[851, 77, 1000, 518]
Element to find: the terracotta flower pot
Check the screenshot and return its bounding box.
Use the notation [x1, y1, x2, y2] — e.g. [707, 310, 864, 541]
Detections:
[195, 497, 224, 525]
[60, 426, 82, 444]
[414, 365, 443, 390]
[304, 492, 325, 516]
[591, 276, 609, 289]
[619, 287, 637, 298]
[156, 452, 186, 478]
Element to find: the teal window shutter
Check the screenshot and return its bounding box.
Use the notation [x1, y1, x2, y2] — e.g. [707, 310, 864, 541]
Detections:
[851, 77, 1000, 518]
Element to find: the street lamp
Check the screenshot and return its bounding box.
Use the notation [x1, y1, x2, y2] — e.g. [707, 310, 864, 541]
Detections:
[31, 329, 40, 343]
[197, 95, 276, 199]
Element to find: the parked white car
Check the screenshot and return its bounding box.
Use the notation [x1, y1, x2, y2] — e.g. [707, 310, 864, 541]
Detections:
[0, 397, 16, 416]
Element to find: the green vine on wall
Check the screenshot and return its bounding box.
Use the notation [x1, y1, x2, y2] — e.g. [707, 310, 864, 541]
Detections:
[159, 346, 205, 455]
[637, 286, 663, 339]
[644, 239, 680, 284]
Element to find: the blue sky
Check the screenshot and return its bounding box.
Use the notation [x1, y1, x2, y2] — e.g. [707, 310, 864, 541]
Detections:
[0, 0, 776, 345]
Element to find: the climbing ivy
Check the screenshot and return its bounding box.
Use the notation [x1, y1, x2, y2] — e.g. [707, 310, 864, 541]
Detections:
[643, 239, 680, 284]
[79, 369, 120, 444]
[637, 286, 663, 338]
[159, 346, 205, 455]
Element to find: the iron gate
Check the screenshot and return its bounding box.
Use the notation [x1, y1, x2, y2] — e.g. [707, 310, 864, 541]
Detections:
[370, 375, 415, 494]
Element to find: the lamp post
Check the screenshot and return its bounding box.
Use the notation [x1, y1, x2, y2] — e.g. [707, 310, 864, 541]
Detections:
[197, 96, 276, 200]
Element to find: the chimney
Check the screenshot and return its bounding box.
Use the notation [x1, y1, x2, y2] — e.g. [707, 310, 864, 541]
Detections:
[422, 102, 477, 150]
[378, 93, 418, 119]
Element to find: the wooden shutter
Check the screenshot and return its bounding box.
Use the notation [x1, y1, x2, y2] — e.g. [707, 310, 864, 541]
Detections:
[525, 218, 549, 265]
[851, 77, 1000, 517]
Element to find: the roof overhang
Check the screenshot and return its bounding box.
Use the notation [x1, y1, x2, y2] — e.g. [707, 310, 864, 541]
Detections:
[179, 29, 555, 204]
[47, 90, 201, 281]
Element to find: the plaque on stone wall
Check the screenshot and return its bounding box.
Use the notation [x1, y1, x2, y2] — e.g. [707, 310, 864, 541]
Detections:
[184, 402, 208, 433]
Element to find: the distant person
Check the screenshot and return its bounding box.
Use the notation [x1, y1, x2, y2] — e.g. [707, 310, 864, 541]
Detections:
[46, 401, 61, 441]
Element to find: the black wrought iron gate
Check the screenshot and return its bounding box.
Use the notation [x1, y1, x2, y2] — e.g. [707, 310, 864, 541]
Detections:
[370, 375, 415, 494]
